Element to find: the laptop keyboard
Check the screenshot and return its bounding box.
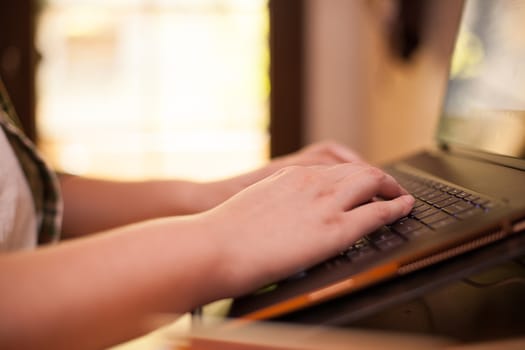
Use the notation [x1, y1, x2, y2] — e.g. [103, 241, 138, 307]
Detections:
[323, 171, 496, 268]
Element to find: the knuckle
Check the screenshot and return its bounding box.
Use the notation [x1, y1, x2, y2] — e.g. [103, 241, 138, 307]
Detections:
[322, 141, 344, 157]
[318, 153, 336, 165]
[351, 159, 369, 167]
[280, 165, 302, 174]
[309, 140, 336, 154]
[323, 212, 344, 227]
[280, 165, 318, 183]
[335, 162, 357, 174]
[273, 165, 302, 180]
[284, 165, 302, 172]
[319, 140, 338, 150]
[365, 166, 386, 182]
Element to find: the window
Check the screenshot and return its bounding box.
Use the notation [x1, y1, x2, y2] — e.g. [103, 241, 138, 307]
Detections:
[36, 0, 270, 180]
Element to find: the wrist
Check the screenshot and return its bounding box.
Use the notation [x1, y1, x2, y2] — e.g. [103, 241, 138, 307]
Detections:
[159, 180, 228, 215]
[199, 178, 245, 210]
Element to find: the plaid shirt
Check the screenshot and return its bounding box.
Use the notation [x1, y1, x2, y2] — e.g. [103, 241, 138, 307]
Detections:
[0, 78, 62, 245]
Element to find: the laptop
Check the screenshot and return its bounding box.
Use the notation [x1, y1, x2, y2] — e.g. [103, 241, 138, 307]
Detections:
[228, 0, 525, 321]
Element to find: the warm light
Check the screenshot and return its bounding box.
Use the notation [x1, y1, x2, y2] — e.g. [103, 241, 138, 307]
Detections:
[36, 0, 269, 181]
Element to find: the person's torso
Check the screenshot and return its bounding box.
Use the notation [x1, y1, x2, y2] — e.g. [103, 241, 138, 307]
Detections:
[0, 79, 62, 250]
[0, 124, 37, 251]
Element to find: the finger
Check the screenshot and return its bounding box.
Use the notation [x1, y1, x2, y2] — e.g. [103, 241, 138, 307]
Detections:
[305, 141, 362, 164]
[341, 195, 415, 243]
[314, 162, 366, 181]
[322, 141, 362, 163]
[332, 166, 408, 209]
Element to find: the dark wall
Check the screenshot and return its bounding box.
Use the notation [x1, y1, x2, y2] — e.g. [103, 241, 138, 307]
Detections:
[269, 0, 305, 157]
[0, 0, 38, 141]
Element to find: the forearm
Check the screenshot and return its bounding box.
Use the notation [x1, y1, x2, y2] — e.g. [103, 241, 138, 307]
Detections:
[59, 175, 230, 237]
[58, 141, 361, 238]
[0, 216, 225, 350]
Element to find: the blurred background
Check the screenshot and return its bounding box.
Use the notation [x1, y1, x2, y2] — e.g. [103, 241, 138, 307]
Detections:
[0, 0, 463, 181]
[35, 0, 270, 181]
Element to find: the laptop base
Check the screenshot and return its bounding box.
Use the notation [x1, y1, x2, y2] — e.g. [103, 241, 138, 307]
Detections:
[272, 231, 525, 343]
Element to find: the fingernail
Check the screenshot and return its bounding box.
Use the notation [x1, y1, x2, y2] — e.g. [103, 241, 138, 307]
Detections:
[403, 194, 415, 205]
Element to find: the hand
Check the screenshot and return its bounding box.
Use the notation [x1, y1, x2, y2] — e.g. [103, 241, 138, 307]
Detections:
[266, 140, 362, 168]
[202, 162, 414, 297]
[204, 141, 362, 210]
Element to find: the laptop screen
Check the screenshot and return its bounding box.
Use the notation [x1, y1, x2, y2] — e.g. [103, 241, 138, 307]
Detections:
[438, 0, 525, 160]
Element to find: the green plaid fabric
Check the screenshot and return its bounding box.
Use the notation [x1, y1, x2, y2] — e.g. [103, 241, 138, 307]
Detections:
[0, 78, 62, 245]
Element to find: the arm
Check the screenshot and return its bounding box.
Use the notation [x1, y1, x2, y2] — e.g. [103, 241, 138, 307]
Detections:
[59, 175, 220, 237]
[60, 141, 362, 237]
[0, 162, 413, 350]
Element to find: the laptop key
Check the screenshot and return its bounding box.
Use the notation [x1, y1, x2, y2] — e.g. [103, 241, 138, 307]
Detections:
[413, 199, 427, 208]
[368, 227, 405, 250]
[345, 245, 377, 261]
[434, 196, 460, 208]
[324, 256, 351, 269]
[410, 203, 433, 215]
[402, 226, 433, 239]
[352, 238, 369, 249]
[476, 198, 495, 208]
[373, 235, 405, 251]
[426, 193, 451, 205]
[420, 211, 451, 225]
[456, 207, 485, 219]
[428, 216, 458, 229]
[456, 191, 470, 198]
[391, 218, 426, 235]
[433, 182, 448, 190]
[465, 194, 480, 202]
[412, 207, 440, 220]
[443, 200, 475, 215]
[447, 188, 463, 195]
[419, 190, 446, 202]
[368, 227, 397, 241]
